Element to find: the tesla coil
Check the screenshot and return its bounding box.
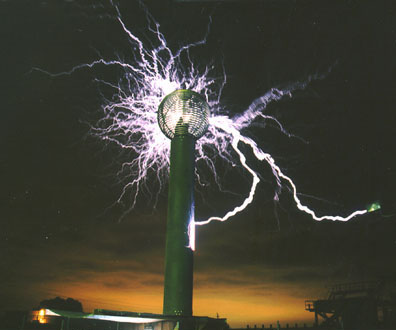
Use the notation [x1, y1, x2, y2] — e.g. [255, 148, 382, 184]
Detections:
[158, 89, 209, 316]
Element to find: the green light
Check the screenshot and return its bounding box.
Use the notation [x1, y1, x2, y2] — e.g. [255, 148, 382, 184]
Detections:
[367, 202, 381, 213]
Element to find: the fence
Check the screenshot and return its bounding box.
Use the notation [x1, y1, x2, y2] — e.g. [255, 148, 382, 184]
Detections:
[234, 323, 315, 330]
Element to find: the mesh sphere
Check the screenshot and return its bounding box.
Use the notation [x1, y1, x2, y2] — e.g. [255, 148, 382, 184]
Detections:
[158, 89, 210, 140]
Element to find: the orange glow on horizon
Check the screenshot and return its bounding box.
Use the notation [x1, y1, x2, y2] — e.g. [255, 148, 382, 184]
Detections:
[31, 271, 314, 327]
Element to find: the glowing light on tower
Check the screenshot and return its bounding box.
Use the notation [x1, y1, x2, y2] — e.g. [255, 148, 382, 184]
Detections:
[158, 89, 209, 316]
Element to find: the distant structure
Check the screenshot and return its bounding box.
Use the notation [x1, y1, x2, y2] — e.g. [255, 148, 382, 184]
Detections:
[305, 280, 396, 329]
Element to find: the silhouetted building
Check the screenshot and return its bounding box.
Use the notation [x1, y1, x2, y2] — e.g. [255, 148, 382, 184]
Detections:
[2, 308, 228, 330]
[305, 280, 396, 329]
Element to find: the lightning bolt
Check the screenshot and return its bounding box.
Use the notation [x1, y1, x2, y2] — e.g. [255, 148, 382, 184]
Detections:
[34, 2, 369, 251]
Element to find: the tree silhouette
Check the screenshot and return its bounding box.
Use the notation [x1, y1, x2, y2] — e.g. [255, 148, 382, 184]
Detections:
[38, 297, 83, 312]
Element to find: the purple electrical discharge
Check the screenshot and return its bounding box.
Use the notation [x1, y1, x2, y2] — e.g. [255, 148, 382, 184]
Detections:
[35, 3, 367, 251]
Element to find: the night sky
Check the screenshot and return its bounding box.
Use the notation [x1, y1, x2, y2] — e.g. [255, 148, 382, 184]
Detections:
[2, 0, 396, 327]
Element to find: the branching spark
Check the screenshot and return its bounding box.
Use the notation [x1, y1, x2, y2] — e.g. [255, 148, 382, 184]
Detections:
[34, 2, 368, 250]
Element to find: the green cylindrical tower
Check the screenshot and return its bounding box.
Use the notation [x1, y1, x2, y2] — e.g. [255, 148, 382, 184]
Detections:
[158, 89, 209, 316]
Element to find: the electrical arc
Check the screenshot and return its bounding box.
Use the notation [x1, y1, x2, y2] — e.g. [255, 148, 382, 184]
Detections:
[34, 3, 376, 251]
